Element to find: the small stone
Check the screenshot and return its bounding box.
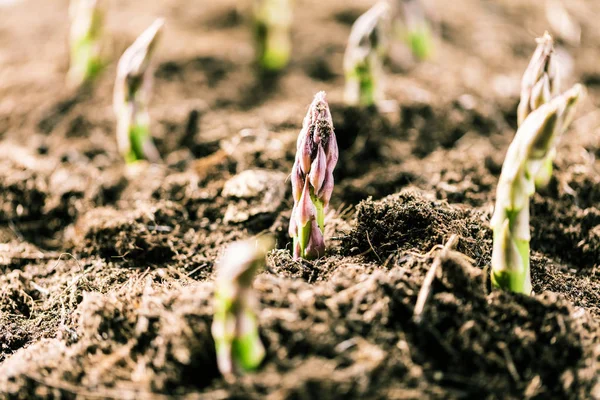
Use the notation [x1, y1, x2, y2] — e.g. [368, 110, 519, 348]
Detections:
[222, 169, 287, 224]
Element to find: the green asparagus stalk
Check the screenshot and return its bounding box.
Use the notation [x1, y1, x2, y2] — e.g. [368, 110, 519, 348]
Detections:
[211, 237, 273, 379]
[67, 0, 105, 87]
[343, 2, 390, 106]
[113, 19, 164, 164]
[252, 0, 293, 72]
[491, 84, 582, 294]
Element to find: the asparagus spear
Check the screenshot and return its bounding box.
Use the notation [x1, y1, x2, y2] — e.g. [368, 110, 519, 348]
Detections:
[253, 0, 293, 72]
[343, 2, 390, 106]
[113, 19, 164, 164]
[290, 92, 338, 259]
[517, 32, 561, 188]
[212, 237, 273, 378]
[491, 84, 582, 294]
[68, 0, 105, 86]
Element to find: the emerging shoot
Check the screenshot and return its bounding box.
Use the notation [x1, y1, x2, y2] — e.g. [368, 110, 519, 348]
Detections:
[517, 32, 561, 188]
[517, 32, 560, 126]
[113, 19, 164, 164]
[252, 0, 293, 72]
[68, 0, 105, 87]
[290, 92, 338, 260]
[491, 84, 582, 294]
[343, 2, 391, 106]
[393, 0, 434, 61]
[211, 237, 273, 379]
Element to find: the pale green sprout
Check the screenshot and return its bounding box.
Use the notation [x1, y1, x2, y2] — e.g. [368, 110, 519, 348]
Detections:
[343, 2, 391, 106]
[211, 237, 273, 379]
[67, 0, 105, 86]
[491, 84, 582, 294]
[113, 19, 164, 164]
[393, 0, 434, 60]
[253, 0, 293, 72]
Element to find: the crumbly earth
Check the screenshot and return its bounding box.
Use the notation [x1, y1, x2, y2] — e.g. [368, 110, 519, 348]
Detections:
[0, 0, 599, 399]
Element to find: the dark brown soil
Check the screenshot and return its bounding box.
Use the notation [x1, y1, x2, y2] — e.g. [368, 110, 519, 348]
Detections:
[1, 0, 599, 399]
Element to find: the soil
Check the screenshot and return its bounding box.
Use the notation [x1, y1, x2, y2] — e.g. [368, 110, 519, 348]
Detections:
[0, 0, 599, 399]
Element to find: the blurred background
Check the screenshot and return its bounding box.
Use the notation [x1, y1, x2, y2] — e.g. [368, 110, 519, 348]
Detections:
[1, 0, 599, 145]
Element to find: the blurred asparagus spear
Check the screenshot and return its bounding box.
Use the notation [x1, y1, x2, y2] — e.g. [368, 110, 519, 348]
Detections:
[113, 19, 164, 164]
[68, 0, 105, 86]
[393, 0, 434, 61]
[344, 2, 390, 106]
[212, 237, 273, 379]
[253, 0, 293, 72]
[546, 0, 581, 46]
